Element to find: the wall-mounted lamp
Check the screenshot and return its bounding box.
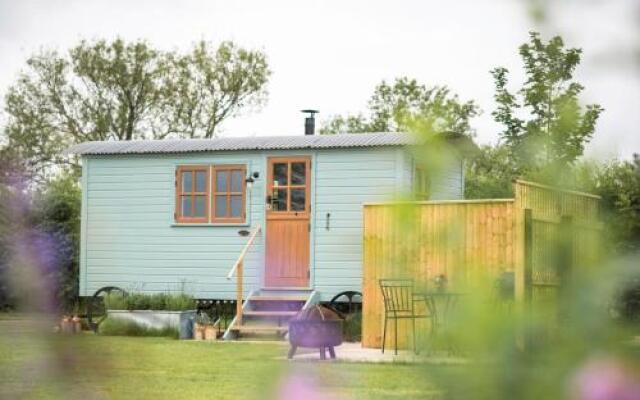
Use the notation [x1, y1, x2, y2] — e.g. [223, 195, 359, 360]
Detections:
[245, 171, 259, 189]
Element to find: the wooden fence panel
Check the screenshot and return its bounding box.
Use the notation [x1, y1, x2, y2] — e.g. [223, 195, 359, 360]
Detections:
[362, 180, 600, 350]
[362, 199, 516, 348]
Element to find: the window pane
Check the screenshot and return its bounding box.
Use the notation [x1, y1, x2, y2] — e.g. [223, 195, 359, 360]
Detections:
[230, 195, 243, 217]
[272, 188, 287, 211]
[215, 195, 227, 218]
[195, 171, 206, 192]
[181, 196, 192, 217]
[194, 195, 206, 217]
[291, 162, 306, 185]
[181, 171, 193, 193]
[273, 163, 288, 186]
[231, 170, 243, 192]
[291, 188, 306, 211]
[216, 171, 229, 192]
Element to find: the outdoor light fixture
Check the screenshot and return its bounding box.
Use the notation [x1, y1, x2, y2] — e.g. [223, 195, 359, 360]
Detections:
[245, 172, 259, 189]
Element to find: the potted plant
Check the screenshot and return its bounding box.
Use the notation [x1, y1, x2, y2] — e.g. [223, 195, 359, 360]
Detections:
[204, 323, 217, 340]
[71, 315, 82, 333]
[194, 313, 210, 340]
[433, 274, 448, 293]
[60, 315, 72, 334]
[195, 313, 217, 340]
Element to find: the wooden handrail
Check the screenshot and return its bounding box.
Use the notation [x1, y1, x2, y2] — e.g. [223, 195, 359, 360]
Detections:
[226, 225, 261, 326]
[227, 225, 261, 280]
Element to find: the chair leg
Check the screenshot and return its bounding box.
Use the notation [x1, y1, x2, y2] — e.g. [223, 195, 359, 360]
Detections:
[382, 317, 387, 354]
[394, 318, 398, 356]
[328, 346, 336, 359]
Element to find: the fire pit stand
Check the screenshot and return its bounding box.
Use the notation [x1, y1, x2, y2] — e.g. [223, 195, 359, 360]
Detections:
[287, 306, 343, 360]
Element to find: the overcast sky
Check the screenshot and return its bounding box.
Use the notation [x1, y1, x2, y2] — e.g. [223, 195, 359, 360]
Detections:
[0, 0, 638, 159]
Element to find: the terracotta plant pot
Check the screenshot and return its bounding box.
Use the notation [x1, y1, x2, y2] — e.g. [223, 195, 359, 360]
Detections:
[61, 316, 73, 334]
[71, 316, 82, 333]
[193, 323, 205, 340]
[204, 325, 217, 341]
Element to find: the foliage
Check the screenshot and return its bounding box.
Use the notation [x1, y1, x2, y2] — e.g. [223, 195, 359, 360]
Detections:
[574, 155, 640, 254]
[1, 38, 270, 181]
[342, 311, 362, 342]
[320, 77, 479, 137]
[0, 172, 80, 312]
[464, 144, 517, 199]
[491, 32, 603, 180]
[98, 317, 179, 338]
[103, 291, 196, 311]
[31, 174, 81, 312]
[163, 41, 270, 140]
[0, 186, 13, 310]
[614, 276, 640, 324]
[420, 256, 640, 400]
[195, 312, 213, 325]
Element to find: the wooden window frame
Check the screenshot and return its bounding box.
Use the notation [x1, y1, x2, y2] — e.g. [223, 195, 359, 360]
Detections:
[266, 157, 311, 217]
[175, 165, 210, 223]
[211, 164, 247, 224]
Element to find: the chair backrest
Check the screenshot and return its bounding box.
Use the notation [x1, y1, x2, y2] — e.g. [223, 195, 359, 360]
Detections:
[379, 279, 415, 314]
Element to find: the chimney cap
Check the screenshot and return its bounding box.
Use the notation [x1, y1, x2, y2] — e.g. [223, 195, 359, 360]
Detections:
[301, 109, 319, 115]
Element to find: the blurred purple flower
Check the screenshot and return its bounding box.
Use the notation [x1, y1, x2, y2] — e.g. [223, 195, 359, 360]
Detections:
[10, 227, 62, 312]
[571, 357, 640, 400]
[278, 373, 342, 400]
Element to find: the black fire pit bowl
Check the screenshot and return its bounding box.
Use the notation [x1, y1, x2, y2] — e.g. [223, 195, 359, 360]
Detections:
[288, 319, 343, 360]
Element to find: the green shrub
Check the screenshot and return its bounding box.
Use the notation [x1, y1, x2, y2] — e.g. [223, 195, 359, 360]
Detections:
[103, 292, 127, 310]
[98, 317, 179, 338]
[164, 293, 196, 311]
[103, 292, 196, 311]
[343, 311, 362, 342]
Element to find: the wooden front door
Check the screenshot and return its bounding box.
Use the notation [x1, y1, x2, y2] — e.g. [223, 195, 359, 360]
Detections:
[265, 156, 311, 287]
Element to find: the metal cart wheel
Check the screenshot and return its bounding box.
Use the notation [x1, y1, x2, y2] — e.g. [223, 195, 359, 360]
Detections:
[328, 291, 362, 318]
[87, 286, 127, 332]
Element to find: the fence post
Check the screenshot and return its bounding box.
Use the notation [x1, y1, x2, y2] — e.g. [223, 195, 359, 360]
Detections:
[523, 208, 533, 350]
[524, 209, 533, 312]
[558, 215, 573, 321]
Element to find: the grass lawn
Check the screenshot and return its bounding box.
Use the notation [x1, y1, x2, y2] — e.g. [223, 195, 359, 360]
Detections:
[0, 315, 442, 400]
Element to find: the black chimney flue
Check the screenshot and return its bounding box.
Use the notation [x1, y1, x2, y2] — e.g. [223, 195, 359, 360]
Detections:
[302, 109, 319, 135]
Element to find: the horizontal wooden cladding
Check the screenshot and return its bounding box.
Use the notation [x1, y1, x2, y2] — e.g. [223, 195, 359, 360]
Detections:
[85, 258, 262, 269]
[362, 201, 517, 349]
[312, 148, 399, 298]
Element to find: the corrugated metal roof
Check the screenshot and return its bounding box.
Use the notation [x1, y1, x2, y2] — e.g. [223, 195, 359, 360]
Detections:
[65, 133, 415, 155]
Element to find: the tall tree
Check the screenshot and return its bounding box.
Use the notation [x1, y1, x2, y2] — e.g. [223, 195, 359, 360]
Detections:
[491, 32, 603, 178]
[320, 77, 479, 137]
[464, 144, 518, 199]
[162, 41, 270, 139]
[2, 38, 270, 180]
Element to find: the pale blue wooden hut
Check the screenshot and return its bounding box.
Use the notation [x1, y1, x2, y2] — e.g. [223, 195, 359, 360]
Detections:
[68, 130, 465, 337]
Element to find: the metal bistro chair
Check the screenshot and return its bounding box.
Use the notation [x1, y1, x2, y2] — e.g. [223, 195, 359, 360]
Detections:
[379, 279, 432, 355]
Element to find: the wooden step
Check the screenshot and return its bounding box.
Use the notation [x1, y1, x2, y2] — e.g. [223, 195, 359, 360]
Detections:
[244, 311, 298, 317]
[231, 325, 288, 332]
[249, 295, 308, 302]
